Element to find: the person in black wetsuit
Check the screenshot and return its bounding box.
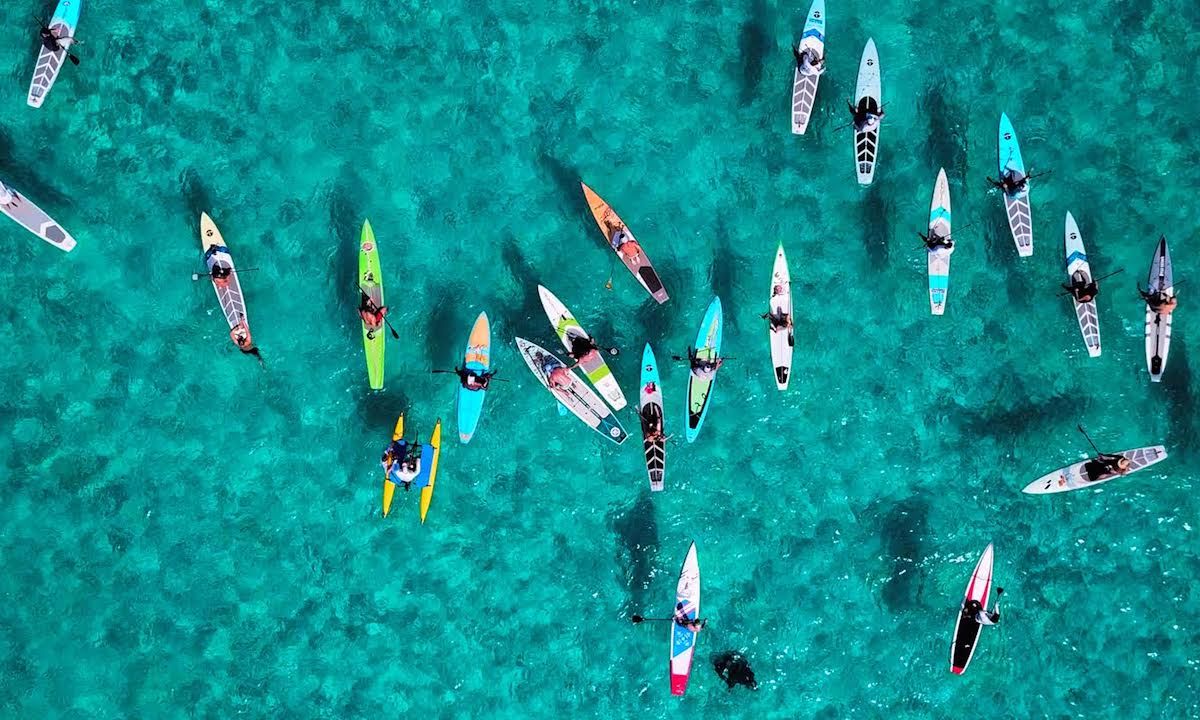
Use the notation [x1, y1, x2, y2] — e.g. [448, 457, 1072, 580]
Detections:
[1063, 272, 1099, 303]
[1083, 454, 1130, 482]
[846, 98, 884, 132]
[963, 588, 1003, 625]
[919, 229, 954, 251]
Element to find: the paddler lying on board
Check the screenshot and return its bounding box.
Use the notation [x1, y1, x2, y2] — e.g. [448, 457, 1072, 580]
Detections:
[919, 229, 954, 252]
[603, 218, 643, 262]
[674, 602, 706, 633]
[845, 98, 884, 132]
[382, 438, 424, 491]
[1083, 454, 1131, 483]
[358, 290, 389, 340]
[687, 348, 724, 381]
[1063, 271, 1099, 304]
[963, 588, 1003, 626]
[792, 44, 825, 76]
[986, 169, 1028, 197]
[539, 354, 574, 391]
[230, 320, 264, 365]
[455, 366, 494, 391]
[1139, 287, 1178, 315]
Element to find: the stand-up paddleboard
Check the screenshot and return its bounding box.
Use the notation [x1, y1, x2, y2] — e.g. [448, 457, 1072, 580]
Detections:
[0, 179, 76, 251]
[538, 285, 627, 409]
[998, 113, 1033, 257]
[1064, 212, 1101, 357]
[515, 337, 627, 445]
[382, 414, 405, 517]
[686, 297, 724, 443]
[580, 182, 669, 304]
[1145, 236, 1174, 382]
[949, 543, 994, 675]
[418, 420, 443, 524]
[200, 212, 252, 341]
[457, 312, 491, 443]
[639, 343, 666, 492]
[359, 220, 386, 390]
[1023, 445, 1167, 494]
[768, 245, 794, 389]
[790, 0, 826, 135]
[670, 541, 700, 696]
[927, 168, 953, 315]
[853, 39, 881, 185]
[28, 0, 82, 108]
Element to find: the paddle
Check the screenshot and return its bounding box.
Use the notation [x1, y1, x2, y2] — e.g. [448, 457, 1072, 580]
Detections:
[671, 355, 736, 362]
[1076, 424, 1105, 456]
[1055, 268, 1125, 298]
[631, 614, 707, 625]
[34, 17, 80, 65]
[192, 267, 258, 281]
[356, 284, 400, 340]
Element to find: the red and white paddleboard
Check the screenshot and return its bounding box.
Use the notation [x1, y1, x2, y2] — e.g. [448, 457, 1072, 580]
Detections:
[669, 542, 701, 695]
[949, 543, 994, 675]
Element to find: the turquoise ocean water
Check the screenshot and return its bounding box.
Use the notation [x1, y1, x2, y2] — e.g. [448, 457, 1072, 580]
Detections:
[2, 0, 1200, 716]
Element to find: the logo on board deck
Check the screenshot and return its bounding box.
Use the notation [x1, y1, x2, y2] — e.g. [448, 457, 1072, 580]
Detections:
[1003, 132, 1012, 140]
[609, 427, 622, 438]
[363, 242, 374, 252]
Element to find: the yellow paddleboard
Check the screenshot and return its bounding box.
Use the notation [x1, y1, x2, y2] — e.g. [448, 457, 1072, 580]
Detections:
[382, 414, 403, 517]
[419, 420, 443, 524]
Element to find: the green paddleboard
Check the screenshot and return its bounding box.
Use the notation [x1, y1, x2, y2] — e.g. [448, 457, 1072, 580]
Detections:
[359, 220, 385, 390]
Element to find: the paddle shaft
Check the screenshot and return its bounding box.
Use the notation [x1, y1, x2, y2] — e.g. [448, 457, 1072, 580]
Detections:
[1076, 424, 1104, 456]
[357, 285, 400, 340]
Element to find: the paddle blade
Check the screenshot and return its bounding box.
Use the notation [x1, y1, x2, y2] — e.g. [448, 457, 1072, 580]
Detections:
[631, 615, 645, 623]
[68, 54, 79, 65]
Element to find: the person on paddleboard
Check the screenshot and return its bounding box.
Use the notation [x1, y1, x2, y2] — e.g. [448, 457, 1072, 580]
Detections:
[987, 169, 1028, 196]
[963, 588, 1003, 626]
[1140, 287, 1178, 315]
[713, 651, 759, 691]
[1063, 272, 1099, 304]
[1083, 453, 1131, 482]
[539, 355, 572, 391]
[230, 320, 264, 365]
[846, 98, 884, 132]
[641, 390, 666, 441]
[674, 602, 705, 633]
[793, 44, 825, 76]
[688, 348, 723, 380]
[760, 302, 792, 332]
[605, 220, 643, 261]
[919, 229, 954, 251]
[456, 366, 493, 391]
[567, 333, 602, 366]
[358, 291, 388, 340]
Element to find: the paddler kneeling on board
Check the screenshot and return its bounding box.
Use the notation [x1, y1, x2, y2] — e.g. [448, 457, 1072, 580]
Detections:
[456, 366, 494, 391]
[987, 170, 1028, 197]
[793, 44, 825, 76]
[1083, 454, 1131, 483]
[688, 348, 724, 381]
[760, 305, 792, 332]
[567, 334, 602, 367]
[641, 392, 667, 443]
[963, 588, 1003, 626]
[1063, 272, 1099, 304]
[605, 220, 643, 262]
[358, 291, 389, 340]
[919, 230, 954, 252]
[1140, 287, 1178, 315]
[674, 602, 706, 633]
[845, 98, 884, 132]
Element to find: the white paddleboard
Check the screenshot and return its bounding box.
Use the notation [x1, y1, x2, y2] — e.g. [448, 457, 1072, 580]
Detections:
[537, 285, 626, 409]
[790, 0, 826, 135]
[768, 244, 793, 389]
[949, 543, 994, 675]
[0, 179, 76, 251]
[1023, 445, 1167, 494]
[1145, 236, 1174, 382]
[853, 39, 881, 185]
[669, 542, 700, 696]
[927, 168, 952, 315]
[1064, 212, 1100, 357]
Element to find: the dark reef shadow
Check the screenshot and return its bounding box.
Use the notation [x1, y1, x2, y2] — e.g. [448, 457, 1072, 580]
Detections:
[860, 184, 891, 269]
[709, 235, 738, 332]
[608, 490, 659, 611]
[874, 498, 930, 611]
[328, 171, 363, 325]
[423, 281, 463, 370]
[737, 0, 771, 106]
[919, 78, 968, 188]
[1162, 340, 1196, 452]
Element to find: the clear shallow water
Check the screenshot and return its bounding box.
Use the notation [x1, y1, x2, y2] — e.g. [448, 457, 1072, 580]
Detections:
[1, 0, 1199, 717]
